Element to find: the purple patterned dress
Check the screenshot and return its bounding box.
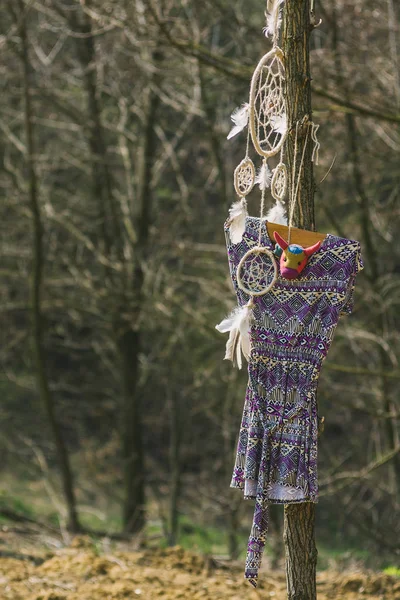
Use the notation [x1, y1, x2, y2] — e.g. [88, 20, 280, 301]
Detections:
[224, 217, 364, 587]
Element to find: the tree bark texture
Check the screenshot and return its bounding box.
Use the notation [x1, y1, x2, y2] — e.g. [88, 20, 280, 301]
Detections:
[168, 388, 182, 546]
[68, 3, 120, 260]
[282, 0, 316, 231]
[284, 504, 317, 600]
[117, 327, 146, 534]
[121, 61, 161, 534]
[282, 1, 318, 598]
[18, 0, 80, 533]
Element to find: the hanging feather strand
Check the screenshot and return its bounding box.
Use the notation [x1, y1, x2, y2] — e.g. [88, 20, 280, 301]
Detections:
[215, 302, 252, 369]
[227, 103, 249, 140]
[266, 201, 287, 225]
[255, 162, 272, 190]
[263, 0, 284, 42]
[228, 198, 248, 244]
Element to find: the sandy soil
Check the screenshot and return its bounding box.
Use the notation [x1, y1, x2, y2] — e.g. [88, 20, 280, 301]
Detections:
[0, 529, 399, 600]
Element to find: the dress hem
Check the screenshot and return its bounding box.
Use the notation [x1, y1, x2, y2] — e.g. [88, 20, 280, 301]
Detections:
[230, 482, 318, 505]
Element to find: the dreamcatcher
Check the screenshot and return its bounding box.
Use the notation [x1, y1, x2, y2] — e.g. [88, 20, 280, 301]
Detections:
[249, 47, 286, 158]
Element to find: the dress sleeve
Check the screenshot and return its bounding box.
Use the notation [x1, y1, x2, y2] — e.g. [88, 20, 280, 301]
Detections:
[224, 219, 250, 308]
[340, 241, 364, 316]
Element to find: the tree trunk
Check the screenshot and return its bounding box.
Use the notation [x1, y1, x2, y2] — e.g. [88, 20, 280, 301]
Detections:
[68, 2, 120, 259]
[284, 504, 317, 600]
[282, 0, 316, 232]
[168, 388, 182, 546]
[282, 1, 317, 598]
[18, 0, 80, 533]
[121, 62, 161, 534]
[117, 327, 146, 534]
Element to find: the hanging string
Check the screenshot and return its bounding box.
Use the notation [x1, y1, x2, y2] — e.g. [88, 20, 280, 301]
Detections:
[258, 157, 268, 245]
[278, 143, 284, 165]
[245, 122, 251, 159]
[311, 122, 320, 164]
[287, 120, 311, 244]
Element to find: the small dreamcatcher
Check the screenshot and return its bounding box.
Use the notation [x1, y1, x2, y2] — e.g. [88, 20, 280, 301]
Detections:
[237, 246, 278, 297]
[271, 161, 287, 201]
[234, 157, 255, 197]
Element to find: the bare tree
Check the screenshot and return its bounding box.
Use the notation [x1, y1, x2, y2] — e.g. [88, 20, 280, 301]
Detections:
[15, 0, 80, 532]
[282, 1, 318, 598]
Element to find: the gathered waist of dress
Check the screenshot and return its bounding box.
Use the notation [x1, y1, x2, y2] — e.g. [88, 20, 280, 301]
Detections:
[250, 329, 330, 361]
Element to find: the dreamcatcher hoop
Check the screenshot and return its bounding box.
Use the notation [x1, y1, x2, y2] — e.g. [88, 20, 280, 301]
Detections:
[271, 162, 288, 201]
[237, 246, 278, 296]
[249, 47, 286, 158]
[234, 157, 255, 197]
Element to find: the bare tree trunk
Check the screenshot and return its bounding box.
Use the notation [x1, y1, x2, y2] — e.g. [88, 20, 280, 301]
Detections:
[121, 69, 161, 534]
[284, 504, 317, 600]
[68, 2, 120, 258]
[282, 0, 316, 231]
[17, 0, 80, 533]
[282, 1, 317, 598]
[167, 387, 182, 545]
[117, 325, 145, 534]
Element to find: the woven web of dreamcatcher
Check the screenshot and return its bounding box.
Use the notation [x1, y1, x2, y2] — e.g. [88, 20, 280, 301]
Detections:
[271, 162, 288, 201]
[237, 246, 278, 296]
[249, 49, 286, 158]
[234, 158, 255, 197]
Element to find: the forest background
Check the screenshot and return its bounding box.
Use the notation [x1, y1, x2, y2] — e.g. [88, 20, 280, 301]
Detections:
[0, 0, 399, 574]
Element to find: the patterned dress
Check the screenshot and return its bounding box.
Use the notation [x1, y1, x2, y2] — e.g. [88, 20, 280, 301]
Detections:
[224, 217, 364, 587]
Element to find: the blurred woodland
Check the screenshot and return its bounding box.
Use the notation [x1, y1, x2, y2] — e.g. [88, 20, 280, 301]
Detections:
[0, 0, 399, 571]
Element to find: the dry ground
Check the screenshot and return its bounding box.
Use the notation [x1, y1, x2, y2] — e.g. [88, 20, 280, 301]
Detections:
[0, 527, 399, 600]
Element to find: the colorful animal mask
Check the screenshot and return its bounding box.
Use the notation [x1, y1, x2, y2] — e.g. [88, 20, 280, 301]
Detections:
[273, 231, 321, 280]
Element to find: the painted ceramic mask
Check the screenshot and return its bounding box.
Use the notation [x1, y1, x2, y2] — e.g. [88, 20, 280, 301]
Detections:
[273, 231, 321, 280]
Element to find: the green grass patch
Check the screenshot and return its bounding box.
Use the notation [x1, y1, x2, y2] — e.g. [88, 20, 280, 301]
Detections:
[383, 566, 400, 578]
[0, 490, 36, 519]
[145, 514, 249, 557]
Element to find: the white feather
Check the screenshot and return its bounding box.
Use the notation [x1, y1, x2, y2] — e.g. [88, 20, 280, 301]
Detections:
[270, 113, 287, 135]
[228, 198, 248, 244]
[215, 303, 252, 369]
[216, 304, 245, 334]
[227, 103, 249, 140]
[263, 0, 284, 40]
[266, 201, 287, 225]
[255, 162, 272, 190]
[224, 327, 240, 364]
